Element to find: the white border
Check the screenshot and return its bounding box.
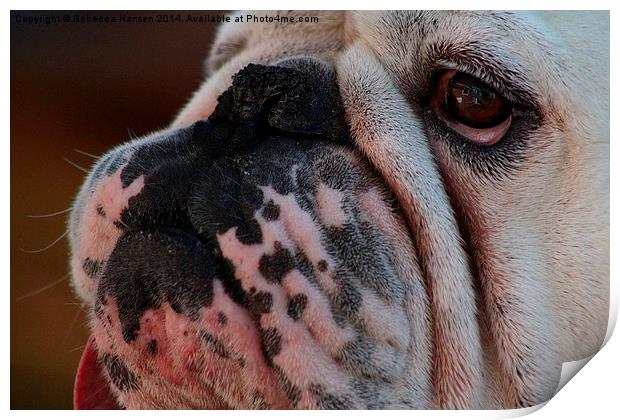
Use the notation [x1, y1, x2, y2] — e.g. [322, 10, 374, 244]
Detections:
[4, 1, 617, 418]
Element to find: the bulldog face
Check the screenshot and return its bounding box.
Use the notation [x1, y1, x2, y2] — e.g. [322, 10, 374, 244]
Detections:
[69, 11, 609, 410]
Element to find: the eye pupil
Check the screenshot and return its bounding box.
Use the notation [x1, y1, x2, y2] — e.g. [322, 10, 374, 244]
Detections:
[446, 72, 511, 129]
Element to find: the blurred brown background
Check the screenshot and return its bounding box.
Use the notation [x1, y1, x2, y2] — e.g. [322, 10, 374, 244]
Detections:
[11, 11, 220, 409]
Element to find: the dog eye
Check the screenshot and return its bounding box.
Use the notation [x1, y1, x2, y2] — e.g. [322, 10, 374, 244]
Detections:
[431, 70, 513, 146]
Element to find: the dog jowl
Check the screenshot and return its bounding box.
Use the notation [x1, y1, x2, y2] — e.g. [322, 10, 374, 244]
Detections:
[68, 11, 609, 410]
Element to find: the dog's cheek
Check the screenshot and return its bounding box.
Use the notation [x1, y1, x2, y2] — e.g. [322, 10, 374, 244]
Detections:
[429, 133, 565, 407]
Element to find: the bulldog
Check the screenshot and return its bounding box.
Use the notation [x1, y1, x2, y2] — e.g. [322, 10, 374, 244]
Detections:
[68, 11, 609, 409]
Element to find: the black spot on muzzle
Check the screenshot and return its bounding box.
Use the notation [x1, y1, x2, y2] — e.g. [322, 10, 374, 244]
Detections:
[97, 228, 217, 342]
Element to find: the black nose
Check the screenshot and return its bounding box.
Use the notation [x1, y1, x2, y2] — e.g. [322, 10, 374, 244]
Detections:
[210, 59, 348, 145]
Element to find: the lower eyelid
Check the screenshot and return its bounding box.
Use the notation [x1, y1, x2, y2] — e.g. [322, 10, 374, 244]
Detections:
[443, 115, 512, 146]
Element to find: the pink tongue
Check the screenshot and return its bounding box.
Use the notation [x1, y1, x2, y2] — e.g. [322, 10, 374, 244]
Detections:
[74, 335, 120, 410]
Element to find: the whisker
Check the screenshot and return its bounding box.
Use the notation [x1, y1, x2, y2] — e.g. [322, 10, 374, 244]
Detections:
[62, 306, 84, 347]
[63, 157, 89, 173]
[63, 302, 89, 316]
[76, 378, 115, 408]
[63, 301, 87, 309]
[127, 127, 139, 141]
[15, 273, 70, 301]
[74, 148, 100, 159]
[26, 207, 73, 218]
[69, 344, 87, 353]
[115, 218, 129, 230]
[20, 230, 69, 254]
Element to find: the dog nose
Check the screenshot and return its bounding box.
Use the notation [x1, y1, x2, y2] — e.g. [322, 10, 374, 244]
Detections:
[211, 59, 348, 143]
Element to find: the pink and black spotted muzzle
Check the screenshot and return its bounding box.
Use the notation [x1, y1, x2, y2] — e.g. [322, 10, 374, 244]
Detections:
[70, 59, 427, 409]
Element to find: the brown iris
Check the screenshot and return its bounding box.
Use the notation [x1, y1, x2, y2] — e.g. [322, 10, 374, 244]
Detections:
[445, 72, 511, 129]
[431, 70, 513, 146]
